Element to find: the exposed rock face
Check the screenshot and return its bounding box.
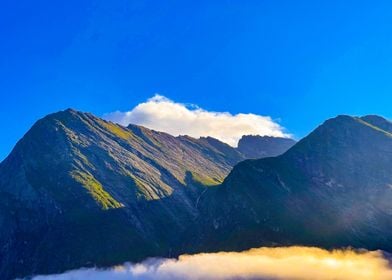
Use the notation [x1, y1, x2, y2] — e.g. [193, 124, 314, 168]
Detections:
[237, 135, 296, 159]
[1, 110, 391, 279]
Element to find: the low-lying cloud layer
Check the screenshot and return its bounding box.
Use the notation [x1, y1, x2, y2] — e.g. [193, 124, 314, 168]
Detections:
[104, 95, 290, 147]
[33, 246, 392, 280]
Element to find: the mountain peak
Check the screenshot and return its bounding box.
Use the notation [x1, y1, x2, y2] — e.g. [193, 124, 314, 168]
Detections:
[360, 114, 389, 122]
[322, 114, 356, 125]
[204, 114, 392, 254]
[38, 108, 88, 126]
[64, 107, 78, 113]
[284, 114, 392, 160]
[319, 114, 391, 131]
[360, 115, 392, 133]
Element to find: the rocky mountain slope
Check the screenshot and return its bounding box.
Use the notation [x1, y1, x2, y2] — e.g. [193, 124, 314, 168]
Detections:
[196, 115, 392, 253]
[0, 109, 292, 279]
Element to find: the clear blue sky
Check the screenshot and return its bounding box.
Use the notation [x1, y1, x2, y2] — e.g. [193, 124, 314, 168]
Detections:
[1, 0, 392, 161]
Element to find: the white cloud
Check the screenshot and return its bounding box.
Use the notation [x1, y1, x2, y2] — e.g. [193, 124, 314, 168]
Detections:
[104, 95, 290, 147]
[32, 246, 392, 280]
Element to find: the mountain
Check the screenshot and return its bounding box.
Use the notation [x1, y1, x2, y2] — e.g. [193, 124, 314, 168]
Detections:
[0, 109, 292, 279]
[195, 115, 392, 253]
[2, 110, 391, 279]
[237, 135, 296, 159]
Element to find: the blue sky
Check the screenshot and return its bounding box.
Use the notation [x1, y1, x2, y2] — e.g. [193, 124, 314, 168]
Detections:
[1, 0, 392, 161]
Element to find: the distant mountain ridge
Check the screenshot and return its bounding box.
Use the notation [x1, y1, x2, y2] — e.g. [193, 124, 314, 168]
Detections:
[237, 135, 296, 159]
[0, 109, 293, 279]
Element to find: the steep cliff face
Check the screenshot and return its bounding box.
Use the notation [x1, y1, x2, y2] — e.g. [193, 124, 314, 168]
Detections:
[197, 115, 392, 253]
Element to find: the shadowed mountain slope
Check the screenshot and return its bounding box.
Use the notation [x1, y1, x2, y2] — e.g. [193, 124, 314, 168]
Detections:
[196, 115, 392, 253]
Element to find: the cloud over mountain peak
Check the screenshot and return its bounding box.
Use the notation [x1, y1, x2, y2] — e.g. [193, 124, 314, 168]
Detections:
[104, 95, 290, 147]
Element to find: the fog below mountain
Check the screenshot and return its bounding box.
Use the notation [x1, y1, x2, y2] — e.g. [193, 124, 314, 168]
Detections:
[32, 246, 392, 280]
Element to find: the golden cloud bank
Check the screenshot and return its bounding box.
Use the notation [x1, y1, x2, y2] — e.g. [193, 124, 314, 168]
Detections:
[33, 246, 392, 280]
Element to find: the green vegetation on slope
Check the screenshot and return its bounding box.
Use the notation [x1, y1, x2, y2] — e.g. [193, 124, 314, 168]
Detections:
[190, 171, 222, 186]
[71, 170, 123, 210]
[99, 121, 135, 140]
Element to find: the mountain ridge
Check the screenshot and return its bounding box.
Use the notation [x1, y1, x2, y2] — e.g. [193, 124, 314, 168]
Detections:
[0, 108, 295, 279]
[237, 134, 296, 159]
[1, 110, 391, 279]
